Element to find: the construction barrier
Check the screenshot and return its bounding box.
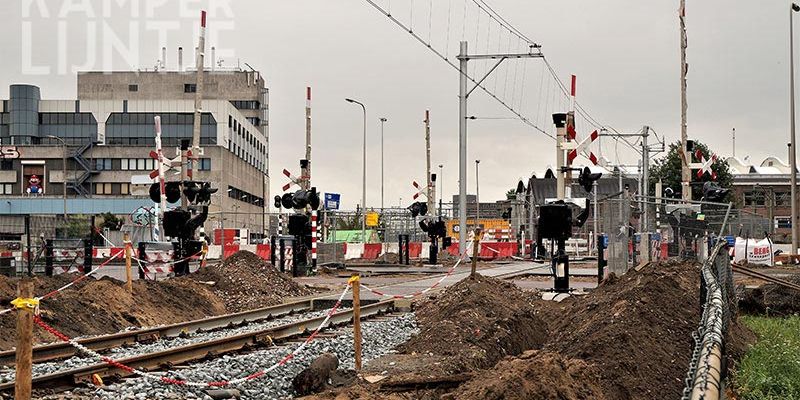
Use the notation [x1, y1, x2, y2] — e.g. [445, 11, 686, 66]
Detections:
[363, 243, 382, 260]
[343, 243, 364, 260]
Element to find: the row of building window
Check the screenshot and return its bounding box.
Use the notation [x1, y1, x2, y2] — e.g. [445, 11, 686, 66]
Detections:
[107, 112, 215, 126]
[742, 190, 792, 207]
[39, 113, 96, 125]
[230, 100, 260, 110]
[228, 185, 263, 206]
[94, 183, 130, 195]
[94, 158, 212, 171]
[0, 184, 13, 195]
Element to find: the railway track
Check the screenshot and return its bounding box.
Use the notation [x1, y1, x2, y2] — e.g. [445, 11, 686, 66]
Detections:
[0, 300, 395, 394]
[732, 263, 800, 291]
[0, 261, 547, 395]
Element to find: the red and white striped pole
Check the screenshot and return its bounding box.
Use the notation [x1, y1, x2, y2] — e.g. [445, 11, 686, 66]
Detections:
[311, 210, 318, 269]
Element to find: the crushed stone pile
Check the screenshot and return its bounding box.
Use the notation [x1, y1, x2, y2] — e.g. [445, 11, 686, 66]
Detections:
[0, 274, 225, 350]
[400, 274, 548, 372]
[189, 250, 313, 312]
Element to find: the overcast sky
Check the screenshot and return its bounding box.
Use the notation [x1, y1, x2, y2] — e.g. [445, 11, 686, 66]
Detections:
[0, 1, 792, 209]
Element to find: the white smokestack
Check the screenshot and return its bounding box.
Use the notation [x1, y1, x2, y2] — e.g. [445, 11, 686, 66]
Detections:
[161, 47, 166, 69]
[178, 47, 183, 71]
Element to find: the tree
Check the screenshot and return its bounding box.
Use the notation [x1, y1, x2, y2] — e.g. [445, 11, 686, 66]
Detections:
[506, 188, 516, 200]
[99, 212, 123, 231]
[649, 140, 732, 201]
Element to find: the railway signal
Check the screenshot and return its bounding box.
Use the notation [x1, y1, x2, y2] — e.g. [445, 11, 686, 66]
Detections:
[408, 201, 428, 217]
[577, 167, 602, 192]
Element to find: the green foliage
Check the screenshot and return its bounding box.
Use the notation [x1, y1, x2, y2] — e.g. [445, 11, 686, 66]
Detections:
[99, 212, 123, 231]
[648, 141, 732, 201]
[336, 211, 363, 231]
[735, 316, 800, 399]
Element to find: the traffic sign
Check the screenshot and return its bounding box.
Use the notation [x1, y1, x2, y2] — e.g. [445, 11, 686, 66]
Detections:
[365, 211, 379, 227]
[324, 193, 341, 210]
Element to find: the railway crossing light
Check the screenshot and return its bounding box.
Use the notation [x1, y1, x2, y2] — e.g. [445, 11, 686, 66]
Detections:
[274, 195, 282, 209]
[149, 182, 182, 203]
[408, 201, 428, 217]
[578, 167, 602, 193]
[702, 181, 729, 203]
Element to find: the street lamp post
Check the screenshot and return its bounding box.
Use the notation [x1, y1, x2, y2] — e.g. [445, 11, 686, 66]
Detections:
[346, 98, 367, 243]
[379, 117, 387, 211]
[438, 164, 444, 216]
[791, 3, 800, 254]
[46, 135, 67, 219]
[475, 160, 480, 220]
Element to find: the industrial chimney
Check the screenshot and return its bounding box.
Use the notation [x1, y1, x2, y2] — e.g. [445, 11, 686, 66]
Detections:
[178, 47, 183, 71]
[161, 47, 166, 70]
[211, 46, 216, 71]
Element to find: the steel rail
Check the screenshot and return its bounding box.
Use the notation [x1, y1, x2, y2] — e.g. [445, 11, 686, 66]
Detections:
[0, 299, 315, 366]
[0, 300, 395, 393]
[731, 264, 800, 292]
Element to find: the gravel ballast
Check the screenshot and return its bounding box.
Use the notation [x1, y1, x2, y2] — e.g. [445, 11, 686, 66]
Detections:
[34, 313, 417, 400]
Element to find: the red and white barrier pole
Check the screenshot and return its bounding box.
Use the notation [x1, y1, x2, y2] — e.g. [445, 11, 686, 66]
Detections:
[311, 210, 317, 269]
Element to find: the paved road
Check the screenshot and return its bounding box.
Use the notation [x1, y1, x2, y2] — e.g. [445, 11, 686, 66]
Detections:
[319, 261, 549, 301]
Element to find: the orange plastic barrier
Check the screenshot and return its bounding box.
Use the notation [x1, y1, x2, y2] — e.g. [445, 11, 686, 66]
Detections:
[480, 242, 518, 259]
[408, 242, 422, 258]
[256, 244, 271, 260]
[363, 243, 382, 260]
[223, 245, 240, 259]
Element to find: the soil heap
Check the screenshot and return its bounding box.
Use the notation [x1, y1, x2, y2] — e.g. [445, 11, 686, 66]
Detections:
[542, 259, 703, 399]
[400, 274, 548, 372]
[443, 350, 607, 400]
[0, 274, 225, 350]
[189, 250, 313, 312]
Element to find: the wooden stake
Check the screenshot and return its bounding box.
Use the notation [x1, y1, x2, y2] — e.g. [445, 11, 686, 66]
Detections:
[14, 280, 33, 400]
[351, 274, 362, 372]
[124, 232, 132, 293]
[470, 228, 481, 279]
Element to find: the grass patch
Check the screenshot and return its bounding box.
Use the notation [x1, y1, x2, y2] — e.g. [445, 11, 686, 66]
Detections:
[735, 316, 800, 399]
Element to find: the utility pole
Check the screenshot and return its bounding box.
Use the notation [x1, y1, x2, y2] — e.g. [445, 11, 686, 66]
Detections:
[425, 110, 434, 217]
[475, 160, 480, 220]
[554, 114, 568, 199]
[380, 117, 387, 210]
[304, 87, 312, 191]
[642, 126, 650, 232]
[679, 1, 691, 201]
[458, 41, 469, 254]
[190, 10, 206, 178]
[790, 3, 800, 254]
[732, 127, 736, 158]
[455, 40, 543, 254]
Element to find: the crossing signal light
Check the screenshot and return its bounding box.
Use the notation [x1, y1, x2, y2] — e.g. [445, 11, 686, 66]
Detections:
[702, 182, 729, 203]
[419, 219, 446, 237]
[280, 188, 322, 210]
[281, 192, 295, 209]
[149, 182, 181, 204]
[408, 201, 428, 217]
[578, 167, 602, 192]
[183, 181, 217, 204]
[274, 195, 282, 209]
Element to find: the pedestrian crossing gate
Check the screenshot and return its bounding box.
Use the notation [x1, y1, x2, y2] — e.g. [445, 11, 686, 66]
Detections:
[45, 238, 92, 276]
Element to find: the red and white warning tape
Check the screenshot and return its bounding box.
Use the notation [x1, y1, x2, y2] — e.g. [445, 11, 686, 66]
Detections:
[0, 250, 125, 316]
[32, 283, 352, 387]
[358, 247, 469, 299]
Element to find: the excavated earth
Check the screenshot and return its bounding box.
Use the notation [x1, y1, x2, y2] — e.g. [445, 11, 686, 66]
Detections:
[304, 260, 756, 400]
[0, 250, 313, 350]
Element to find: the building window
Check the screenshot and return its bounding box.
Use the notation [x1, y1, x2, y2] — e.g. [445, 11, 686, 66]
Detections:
[95, 158, 112, 171]
[184, 84, 197, 93]
[199, 158, 211, 171]
[0, 184, 12, 195]
[128, 84, 139, 92]
[120, 183, 129, 195]
[743, 190, 766, 207]
[94, 183, 113, 195]
[775, 191, 791, 207]
[0, 160, 12, 171]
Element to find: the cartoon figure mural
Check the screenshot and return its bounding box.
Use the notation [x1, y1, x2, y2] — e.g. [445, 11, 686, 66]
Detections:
[27, 174, 43, 196]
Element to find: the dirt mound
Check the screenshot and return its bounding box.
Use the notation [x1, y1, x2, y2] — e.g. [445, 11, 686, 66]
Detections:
[444, 350, 606, 400]
[540, 260, 701, 399]
[400, 274, 547, 372]
[189, 250, 313, 312]
[0, 274, 225, 350]
[739, 274, 800, 315]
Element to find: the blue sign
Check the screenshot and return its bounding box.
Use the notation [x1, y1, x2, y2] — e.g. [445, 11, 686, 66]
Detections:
[324, 193, 341, 210]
